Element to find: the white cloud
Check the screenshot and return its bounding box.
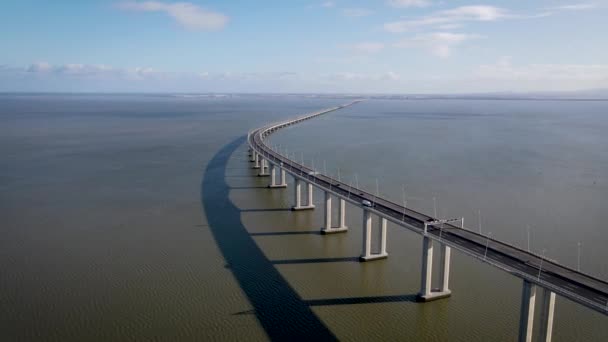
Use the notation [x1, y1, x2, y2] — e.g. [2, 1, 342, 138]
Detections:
[351, 42, 385, 53]
[393, 32, 482, 58]
[118, 1, 228, 31]
[20, 62, 306, 84]
[342, 8, 373, 17]
[321, 1, 335, 8]
[27, 62, 52, 72]
[475, 57, 608, 83]
[327, 71, 400, 81]
[387, 0, 431, 8]
[553, 3, 597, 11]
[384, 5, 508, 32]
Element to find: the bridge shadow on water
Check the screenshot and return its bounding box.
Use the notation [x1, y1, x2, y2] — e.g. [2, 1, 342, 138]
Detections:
[201, 137, 419, 340]
[201, 136, 337, 341]
[250, 230, 322, 236]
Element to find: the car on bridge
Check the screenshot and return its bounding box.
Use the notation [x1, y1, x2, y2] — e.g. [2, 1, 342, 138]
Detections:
[362, 200, 373, 207]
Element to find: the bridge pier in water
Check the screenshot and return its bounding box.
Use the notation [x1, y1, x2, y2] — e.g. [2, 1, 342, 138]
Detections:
[321, 192, 348, 234]
[249, 148, 256, 162]
[292, 179, 315, 210]
[252, 152, 260, 169]
[268, 164, 287, 188]
[359, 209, 388, 261]
[258, 158, 270, 177]
[416, 236, 451, 302]
[518, 280, 556, 342]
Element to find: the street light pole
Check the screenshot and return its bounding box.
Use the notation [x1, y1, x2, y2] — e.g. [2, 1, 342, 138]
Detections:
[527, 225, 531, 252]
[577, 242, 582, 272]
[538, 249, 546, 282]
[484, 232, 492, 260]
[402, 185, 407, 222]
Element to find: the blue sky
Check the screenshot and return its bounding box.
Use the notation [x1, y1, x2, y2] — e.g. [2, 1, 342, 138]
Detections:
[1, 0, 607, 93]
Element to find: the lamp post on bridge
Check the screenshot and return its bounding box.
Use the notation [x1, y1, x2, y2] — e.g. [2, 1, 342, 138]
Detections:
[484, 232, 492, 260]
[577, 242, 581, 272]
[538, 249, 547, 282]
[478, 209, 482, 234]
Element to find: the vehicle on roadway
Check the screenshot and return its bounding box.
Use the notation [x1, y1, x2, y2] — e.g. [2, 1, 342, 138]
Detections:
[362, 200, 373, 207]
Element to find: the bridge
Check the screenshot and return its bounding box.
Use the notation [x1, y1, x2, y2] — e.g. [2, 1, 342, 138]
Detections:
[246, 101, 608, 342]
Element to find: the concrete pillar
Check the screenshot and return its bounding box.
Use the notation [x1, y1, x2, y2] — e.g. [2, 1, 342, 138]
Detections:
[292, 179, 314, 210]
[258, 159, 269, 176]
[417, 237, 451, 302]
[270, 165, 276, 186]
[360, 211, 388, 261]
[269, 166, 287, 188]
[253, 153, 260, 169]
[324, 192, 332, 230]
[361, 209, 372, 260]
[518, 280, 537, 342]
[294, 179, 301, 208]
[439, 245, 451, 292]
[419, 236, 433, 299]
[380, 218, 388, 255]
[321, 195, 348, 234]
[338, 199, 347, 229]
[539, 289, 556, 342]
[250, 150, 256, 162]
[307, 182, 314, 206]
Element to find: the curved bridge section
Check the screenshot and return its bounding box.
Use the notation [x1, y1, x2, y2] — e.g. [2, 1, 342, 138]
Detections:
[247, 102, 608, 341]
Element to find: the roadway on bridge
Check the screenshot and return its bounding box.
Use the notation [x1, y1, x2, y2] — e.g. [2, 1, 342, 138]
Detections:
[248, 103, 608, 316]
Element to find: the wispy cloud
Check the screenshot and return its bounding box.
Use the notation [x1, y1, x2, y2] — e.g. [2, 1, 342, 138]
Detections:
[18, 62, 304, 83]
[552, 3, 598, 11]
[321, 1, 335, 8]
[342, 8, 373, 17]
[475, 57, 608, 82]
[327, 71, 400, 81]
[21, 62, 166, 80]
[393, 32, 482, 58]
[117, 1, 228, 31]
[384, 5, 508, 32]
[387, 0, 432, 8]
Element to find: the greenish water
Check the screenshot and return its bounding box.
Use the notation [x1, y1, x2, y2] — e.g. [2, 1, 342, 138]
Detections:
[1, 94, 607, 340]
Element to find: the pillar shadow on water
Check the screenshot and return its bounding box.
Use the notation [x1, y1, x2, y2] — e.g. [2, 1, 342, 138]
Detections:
[201, 136, 337, 341]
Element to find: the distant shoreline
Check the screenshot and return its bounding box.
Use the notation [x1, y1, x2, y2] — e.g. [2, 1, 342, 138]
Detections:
[1, 92, 608, 101]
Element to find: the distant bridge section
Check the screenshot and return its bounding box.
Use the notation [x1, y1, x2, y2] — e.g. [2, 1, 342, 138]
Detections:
[246, 101, 608, 342]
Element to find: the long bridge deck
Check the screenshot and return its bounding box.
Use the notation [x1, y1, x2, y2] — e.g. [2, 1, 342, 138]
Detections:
[247, 101, 608, 317]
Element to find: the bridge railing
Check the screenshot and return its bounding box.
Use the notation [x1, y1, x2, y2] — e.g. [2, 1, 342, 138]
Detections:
[247, 104, 608, 315]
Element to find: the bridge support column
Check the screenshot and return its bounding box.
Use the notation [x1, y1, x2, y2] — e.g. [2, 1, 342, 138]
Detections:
[321, 193, 348, 234]
[268, 165, 287, 188]
[439, 245, 451, 292]
[518, 280, 537, 342]
[539, 289, 556, 342]
[307, 183, 314, 207]
[258, 158, 270, 177]
[280, 168, 287, 186]
[292, 179, 314, 210]
[249, 148, 255, 162]
[517, 281, 556, 342]
[253, 153, 260, 169]
[417, 237, 451, 302]
[359, 210, 388, 261]
[339, 199, 348, 230]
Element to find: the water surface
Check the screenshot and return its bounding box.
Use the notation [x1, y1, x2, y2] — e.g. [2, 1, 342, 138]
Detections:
[1, 95, 607, 341]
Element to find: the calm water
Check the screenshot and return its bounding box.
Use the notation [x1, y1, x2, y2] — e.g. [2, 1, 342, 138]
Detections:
[1, 94, 607, 341]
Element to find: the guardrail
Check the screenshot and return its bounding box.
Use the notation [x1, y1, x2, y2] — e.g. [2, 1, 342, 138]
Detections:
[246, 102, 608, 316]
